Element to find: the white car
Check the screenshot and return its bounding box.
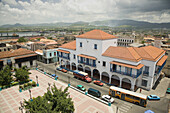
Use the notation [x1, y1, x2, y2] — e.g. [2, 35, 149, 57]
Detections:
[102, 95, 115, 103]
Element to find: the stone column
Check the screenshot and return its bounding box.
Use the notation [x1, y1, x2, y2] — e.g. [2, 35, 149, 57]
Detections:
[91, 71, 93, 78]
[109, 76, 111, 84]
[47, 59, 49, 64]
[119, 78, 122, 87]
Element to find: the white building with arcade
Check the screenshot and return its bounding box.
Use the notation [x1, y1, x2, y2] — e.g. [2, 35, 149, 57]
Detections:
[56, 29, 167, 91]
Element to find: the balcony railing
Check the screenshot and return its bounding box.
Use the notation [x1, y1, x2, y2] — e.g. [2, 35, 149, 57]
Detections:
[78, 60, 96, 67]
[58, 54, 70, 60]
[110, 69, 141, 78]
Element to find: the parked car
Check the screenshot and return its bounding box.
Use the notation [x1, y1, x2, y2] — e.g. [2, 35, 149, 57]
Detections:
[147, 95, 160, 100]
[93, 80, 103, 86]
[102, 95, 115, 103]
[166, 88, 170, 94]
[56, 67, 62, 71]
[88, 88, 101, 98]
[52, 74, 56, 77]
[76, 85, 86, 91]
[61, 69, 67, 73]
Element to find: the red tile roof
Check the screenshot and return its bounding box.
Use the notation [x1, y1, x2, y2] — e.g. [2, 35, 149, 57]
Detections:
[14, 54, 37, 59]
[103, 46, 166, 62]
[77, 54, 97, 60]
[56, 49, 70, 54]
[157, 55, 168, 66]
[102, 46, 142, 62]
[133, 46, 165, 61]
[59, 40, 76, 50]
[76, 29, 117, 40]
[110, 61, 144, 69]
[0, 48, 35, 59]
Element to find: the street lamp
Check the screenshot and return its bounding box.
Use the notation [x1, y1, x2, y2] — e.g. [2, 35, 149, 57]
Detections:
[68, 76, 70, 86]
[48, 83, 51, 90]
[36, 75, 39, 86]
[19, 101, 24, 113]
[29, 89, 32, 101]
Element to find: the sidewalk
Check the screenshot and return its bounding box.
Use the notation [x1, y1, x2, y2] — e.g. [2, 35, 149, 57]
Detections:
[0, 70, 115, 113]
[136, 77, 170, 97]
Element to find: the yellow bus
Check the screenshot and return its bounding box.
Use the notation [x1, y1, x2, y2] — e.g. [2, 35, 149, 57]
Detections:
[109, 86, 147, 107]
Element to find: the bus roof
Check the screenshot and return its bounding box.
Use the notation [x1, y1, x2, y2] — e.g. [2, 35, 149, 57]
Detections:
[73, 70, 88, 76]
[110, 86, 147, 99]
[79, 71, 88, 75]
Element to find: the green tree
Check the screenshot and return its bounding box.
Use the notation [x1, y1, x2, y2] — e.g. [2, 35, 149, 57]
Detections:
[0, 65, 13, 87]
[24, 84, 75, 113]
[17, 37, 27, 43]
[15, 68, 29, 83]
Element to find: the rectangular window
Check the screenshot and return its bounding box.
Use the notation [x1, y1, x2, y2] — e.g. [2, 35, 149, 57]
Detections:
[103, 61, 106, 67]
[80, 42, 82, 47]
[142, 80, 147, 87]
[73, 54, 76, 59]
[94, 44, 97, 49]
[54, 52, 56, 56]
[50, 53, 52, 57]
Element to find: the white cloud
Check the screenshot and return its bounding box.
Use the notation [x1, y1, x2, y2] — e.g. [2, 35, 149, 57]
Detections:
[0, 0, 170, 25]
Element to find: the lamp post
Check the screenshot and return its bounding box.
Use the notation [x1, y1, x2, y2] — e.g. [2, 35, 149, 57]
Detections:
[36, 75, 39, 86]
[68, 76, 70, 87]
[19, 101, 24, 113]
[29, 89, 32, 101]
[48, 83, 51, 90]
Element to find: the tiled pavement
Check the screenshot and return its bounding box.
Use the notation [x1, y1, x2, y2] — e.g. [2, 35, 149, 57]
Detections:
[0, 70, 114, 113]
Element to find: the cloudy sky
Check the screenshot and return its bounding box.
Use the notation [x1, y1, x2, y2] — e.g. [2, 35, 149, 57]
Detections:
[0, 0, 170, 25]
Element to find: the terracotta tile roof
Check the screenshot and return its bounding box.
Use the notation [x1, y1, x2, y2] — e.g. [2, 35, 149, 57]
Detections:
[35, 49, 43, 53]
[14, 54, 37, 59]
[0, 48, 35, 59]
[157, 55, 168, 66]
[133, 46, 165, 61]
[59, 40, 76, 50]
[110, 61, 144, 69]
[78, 54, 97, 60]
[102, 46, 142, 62]
[76, 29, 117, 40]
[56, 49, 70, 54]
[29, 36, 45, 40]
[0, 39, 18, 42]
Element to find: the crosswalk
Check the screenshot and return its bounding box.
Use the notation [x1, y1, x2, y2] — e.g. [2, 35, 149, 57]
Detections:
[118, 102, 133, 113]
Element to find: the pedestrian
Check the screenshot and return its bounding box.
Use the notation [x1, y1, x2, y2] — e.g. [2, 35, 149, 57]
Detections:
[140, 88, 142, 93]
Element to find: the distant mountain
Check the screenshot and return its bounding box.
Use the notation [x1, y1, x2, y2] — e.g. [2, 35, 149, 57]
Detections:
[1, 20, 170, 28]
[1, 23, 23, 28]
[90, 19, 170, 28]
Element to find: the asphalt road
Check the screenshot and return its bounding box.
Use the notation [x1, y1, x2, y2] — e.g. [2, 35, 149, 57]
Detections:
[37, 61, 169, 113]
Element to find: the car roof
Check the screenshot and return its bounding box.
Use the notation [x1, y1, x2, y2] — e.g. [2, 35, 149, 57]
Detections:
[77, 85, 82, 87]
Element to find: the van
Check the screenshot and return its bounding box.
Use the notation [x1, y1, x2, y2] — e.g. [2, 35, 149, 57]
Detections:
[88, 88, 101, 98]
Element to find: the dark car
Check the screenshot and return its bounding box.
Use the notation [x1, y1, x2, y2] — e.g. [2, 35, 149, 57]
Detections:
[166, 88, 170, 94]
[88, 88, 101, 98]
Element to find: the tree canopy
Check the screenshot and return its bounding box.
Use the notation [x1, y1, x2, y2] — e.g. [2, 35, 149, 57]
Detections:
[24, 84, 75, 113]
[0, 65, 13, 87]
[17, 37, 27, 43]
[14, 67, 29, 83]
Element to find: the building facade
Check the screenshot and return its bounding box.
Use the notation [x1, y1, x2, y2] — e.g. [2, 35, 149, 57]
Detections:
[0, 48, 37, 70]
[57, 29, 167, 91]
[117, 36, 134, 47]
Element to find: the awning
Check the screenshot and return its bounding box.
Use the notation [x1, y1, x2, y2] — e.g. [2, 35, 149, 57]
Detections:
[56, 49, 70, 54]
[14, 54, 37, 59]
[110, 61, 144, 69]
[77, 54, 97, 60]
[157, 55, 168, 66]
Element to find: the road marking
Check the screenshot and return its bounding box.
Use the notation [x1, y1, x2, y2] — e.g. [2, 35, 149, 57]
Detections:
[119, 108, 128, 112]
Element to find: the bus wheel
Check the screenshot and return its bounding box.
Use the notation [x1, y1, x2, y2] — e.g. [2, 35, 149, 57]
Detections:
[116, 96, 120, 99]
[135, 102, 139, 105]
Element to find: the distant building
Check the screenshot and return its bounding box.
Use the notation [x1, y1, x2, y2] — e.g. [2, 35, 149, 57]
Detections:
[117, 36, 134, 47]
[0, 48, 37, 70]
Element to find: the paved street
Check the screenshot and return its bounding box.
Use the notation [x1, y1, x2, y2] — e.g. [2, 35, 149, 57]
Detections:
[0, 70, 114, 113]
[37, 61, 170, 113]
